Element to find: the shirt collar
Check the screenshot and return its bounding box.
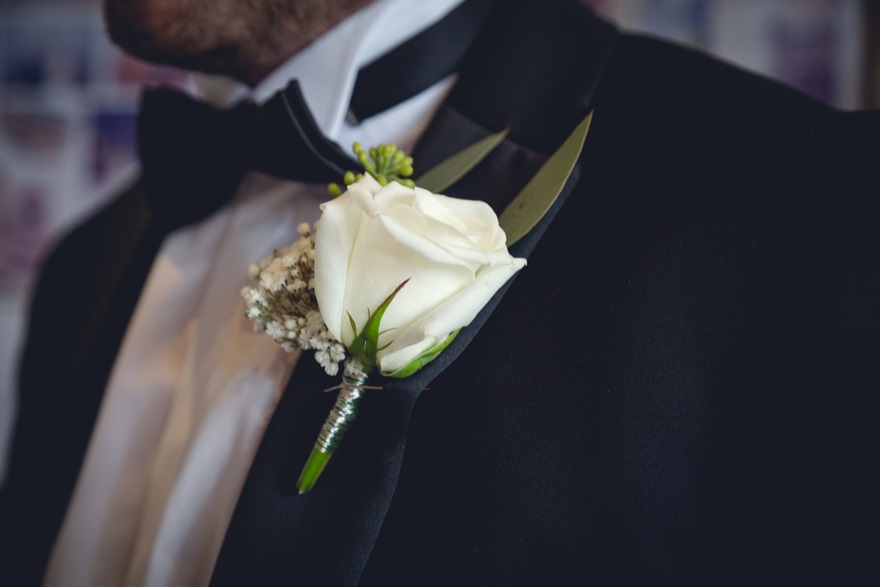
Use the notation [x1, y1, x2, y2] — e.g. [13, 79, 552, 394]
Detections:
[194, 0, 464, 141]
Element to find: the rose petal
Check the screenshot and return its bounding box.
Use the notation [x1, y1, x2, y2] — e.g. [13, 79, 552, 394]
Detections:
[378, 257, 526, 374]
[315, 193, 361, 343]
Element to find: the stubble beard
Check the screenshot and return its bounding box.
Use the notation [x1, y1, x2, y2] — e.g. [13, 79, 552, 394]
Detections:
[103, 0, 373, 85]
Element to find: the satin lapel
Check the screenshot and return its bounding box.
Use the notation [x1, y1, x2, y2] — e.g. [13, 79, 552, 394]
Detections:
[3, 178, 166, 584]
[212, 3, 618, 584]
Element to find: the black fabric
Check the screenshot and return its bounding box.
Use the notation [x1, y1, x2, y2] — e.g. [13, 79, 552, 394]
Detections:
[358, 18, 880, 587]
[446, 0, 618, 153]
[138, 81, 356, 231]
[5, 1, 880, 586]
[348, 0, 493, 123]
[0, 181, 162, 585]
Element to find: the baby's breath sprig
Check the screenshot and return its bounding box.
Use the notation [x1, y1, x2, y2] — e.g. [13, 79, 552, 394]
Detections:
[241, 222, 346, 376]
[328, 142, 415, 196]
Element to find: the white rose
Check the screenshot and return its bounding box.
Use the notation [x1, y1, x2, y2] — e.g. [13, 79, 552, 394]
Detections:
[315, 174, 526, 376]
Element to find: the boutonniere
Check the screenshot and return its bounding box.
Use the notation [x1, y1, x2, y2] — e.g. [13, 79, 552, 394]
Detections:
[242, 114, 593, 493]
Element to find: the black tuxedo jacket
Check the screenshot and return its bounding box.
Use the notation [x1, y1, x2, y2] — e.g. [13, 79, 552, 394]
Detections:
[3, 1, 879, 585]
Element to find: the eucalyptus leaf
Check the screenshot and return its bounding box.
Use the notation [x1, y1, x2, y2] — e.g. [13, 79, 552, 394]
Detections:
[499, 112, 593, 247]
[416, 128, 509, 193]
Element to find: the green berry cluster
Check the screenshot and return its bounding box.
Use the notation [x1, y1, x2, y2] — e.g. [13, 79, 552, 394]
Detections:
[328, 142, 415, 197]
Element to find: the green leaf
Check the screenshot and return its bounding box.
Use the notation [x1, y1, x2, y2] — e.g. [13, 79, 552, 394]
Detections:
[348, 279, 410, 370]
[499, 112, 593, 247]
[385, 329, 460, 379]
[416, 128, 509, 193]
[347, 311, 358, 340]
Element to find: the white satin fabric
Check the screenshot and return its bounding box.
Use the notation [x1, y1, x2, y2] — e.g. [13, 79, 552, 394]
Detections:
[43, 1, 461, 585]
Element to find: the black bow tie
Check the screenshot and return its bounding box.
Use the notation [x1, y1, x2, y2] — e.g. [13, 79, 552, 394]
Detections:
[137, 81, 357, 231]
[136, 0, 492, 233]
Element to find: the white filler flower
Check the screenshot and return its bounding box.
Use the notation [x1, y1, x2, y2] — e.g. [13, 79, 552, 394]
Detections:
[241, 223, 346, 376]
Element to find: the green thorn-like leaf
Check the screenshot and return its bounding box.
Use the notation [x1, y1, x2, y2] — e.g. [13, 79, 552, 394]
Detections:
[385, 329, 460, 378]
[347, 311, 358, 340]
[499, 111, 593, 247]
[416, 128, 509, 193]
[348, 278, 410, 369]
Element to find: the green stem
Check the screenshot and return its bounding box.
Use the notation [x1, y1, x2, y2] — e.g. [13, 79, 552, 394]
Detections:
[297, 449, 332, 495]
[295, 362, 368, 494]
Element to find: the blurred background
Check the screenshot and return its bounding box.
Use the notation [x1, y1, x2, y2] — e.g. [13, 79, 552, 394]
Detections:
[0, 0, 877, 480]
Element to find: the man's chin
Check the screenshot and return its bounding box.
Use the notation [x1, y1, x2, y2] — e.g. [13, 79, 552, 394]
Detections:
[101, 0, 376, 83]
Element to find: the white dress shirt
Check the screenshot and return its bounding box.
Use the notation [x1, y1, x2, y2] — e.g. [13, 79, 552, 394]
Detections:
[43, 1, 462, 585]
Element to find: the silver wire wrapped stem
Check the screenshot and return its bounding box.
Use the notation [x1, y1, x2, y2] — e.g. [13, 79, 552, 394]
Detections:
[314, 368, 368, 454]
[297, 360, 373, 494]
